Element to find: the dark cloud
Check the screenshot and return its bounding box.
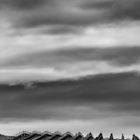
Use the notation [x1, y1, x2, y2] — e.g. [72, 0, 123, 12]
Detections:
[112, 0, 140, 20]
[0, 72, 140, 121]
[0, 0, 140, 128]
[0, 0, 48, 10]
[46, 25, 83, 35]
[2, 47, 140, 68]
[1, 0, 140, 30]
[80, 0, 140, 21]
[53, 47, 140, 67]
[16, 12, 101, 29]
[80, 0, 114, 10]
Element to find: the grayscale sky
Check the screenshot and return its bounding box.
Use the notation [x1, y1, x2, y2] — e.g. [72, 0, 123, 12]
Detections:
[0, 0, 140, 137]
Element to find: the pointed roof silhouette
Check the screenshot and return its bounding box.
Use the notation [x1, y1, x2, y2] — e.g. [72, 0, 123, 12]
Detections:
[121, 134, 125, 140]
[95, 133, 103, 140]
[109, 133, 114, 140]
[12, 132, 30, 140]
[132, 135, 139, 140]
[48, 132, 62, 140]
[85, 133, 94, 140]
[34, 132, 52, 140]
[59, 132, 73, 140]
[74, 132, 83, 140]
[23, 133, 41, 140]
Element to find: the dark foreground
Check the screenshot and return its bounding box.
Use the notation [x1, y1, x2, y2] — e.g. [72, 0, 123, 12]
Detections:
[0, 132, 139, 140]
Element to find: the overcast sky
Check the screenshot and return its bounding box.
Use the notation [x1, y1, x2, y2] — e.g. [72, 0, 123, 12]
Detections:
[0, 0, 140, 137]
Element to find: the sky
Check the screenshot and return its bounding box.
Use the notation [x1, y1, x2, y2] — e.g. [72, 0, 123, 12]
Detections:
[0, 0, 140, 137]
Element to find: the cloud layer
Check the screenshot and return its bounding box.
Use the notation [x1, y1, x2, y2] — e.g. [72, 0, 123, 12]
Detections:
[2, 47, 140, 67]
[1, 72, 140, 136]
[1, 0, 140, 30]
[0, 0, 140, 137]
[1, 72, 140, 120]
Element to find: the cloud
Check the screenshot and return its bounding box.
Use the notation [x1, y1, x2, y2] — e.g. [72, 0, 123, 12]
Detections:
[0, 0, 47, 10]
[46, 25, 83, 35]
[0, 72, 140, 122]
[80, 0, 140, 21]
[1, 46, 140, 83]
[0, 0, 140, 136]
[1, 72, 140, 136]
[79, 0, 114, 10]
[1, 0, 140, 30]
[0, 21, 140, 83]
[2, 47, 140, 68]
[112, 0, 140, 20]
